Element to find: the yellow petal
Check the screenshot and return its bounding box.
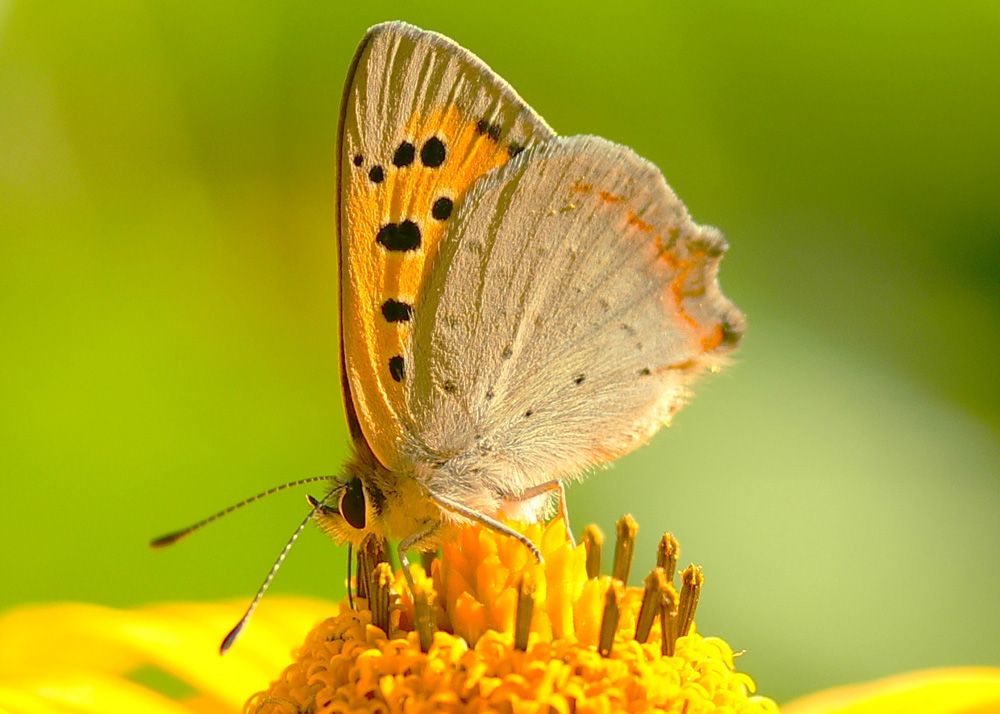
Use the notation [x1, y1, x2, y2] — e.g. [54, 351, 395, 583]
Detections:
[0, 673, 194, 714]
[783, 667, 1000, 714]
[0, 598, 335, 713]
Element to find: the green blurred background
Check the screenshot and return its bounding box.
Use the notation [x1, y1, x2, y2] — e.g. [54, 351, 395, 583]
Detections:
[2, 0, 997, 704]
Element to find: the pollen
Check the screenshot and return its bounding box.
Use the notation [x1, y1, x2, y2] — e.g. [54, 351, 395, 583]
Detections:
[246, 516, 778, 713]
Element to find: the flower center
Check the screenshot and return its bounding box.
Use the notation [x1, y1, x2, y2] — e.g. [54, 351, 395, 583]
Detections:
[353, 515, 702, 660]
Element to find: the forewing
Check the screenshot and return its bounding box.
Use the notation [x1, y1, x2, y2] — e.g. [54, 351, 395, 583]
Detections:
[404, 136, 744, 497]
[338, 22, 555, 471]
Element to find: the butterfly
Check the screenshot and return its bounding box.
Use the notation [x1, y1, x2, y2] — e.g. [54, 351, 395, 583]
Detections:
[313, 21, 745, 574]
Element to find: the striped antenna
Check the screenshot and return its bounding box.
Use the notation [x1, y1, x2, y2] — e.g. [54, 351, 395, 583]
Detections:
[219, 490, 335, 654]
[150, 476, 332, 548]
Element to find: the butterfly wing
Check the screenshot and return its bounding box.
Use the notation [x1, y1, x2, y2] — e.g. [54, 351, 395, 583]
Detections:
[403, 136, 744, 507]
[337, 22, 556, 471]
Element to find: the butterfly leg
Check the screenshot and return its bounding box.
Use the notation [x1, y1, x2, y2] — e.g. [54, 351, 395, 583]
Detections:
[398, 523, 439, 591]
[430, 493, 544, 564]
[509, 480, 575, 546]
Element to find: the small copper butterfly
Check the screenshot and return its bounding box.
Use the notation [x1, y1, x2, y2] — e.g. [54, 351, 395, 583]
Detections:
[154, 21, 744, 651]
[319, 21, 744, 570]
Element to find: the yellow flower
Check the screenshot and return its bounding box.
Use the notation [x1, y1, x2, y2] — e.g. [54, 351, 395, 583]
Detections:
[247, 516, 775, 714]
[1, 517, 998, 713]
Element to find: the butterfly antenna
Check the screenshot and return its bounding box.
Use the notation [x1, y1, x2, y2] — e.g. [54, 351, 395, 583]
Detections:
[219, 490, 333, 654]
[150, 476, 332, 548]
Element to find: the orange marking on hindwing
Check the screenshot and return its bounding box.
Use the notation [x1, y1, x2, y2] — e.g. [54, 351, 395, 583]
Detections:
[599, 190, 625, 204]
[571, 180, 592, 193]
[669, 269, 701, 329]
[700, 324, 724, 352]
[627, 211, 653, 233]
[662, 248, 710, 333]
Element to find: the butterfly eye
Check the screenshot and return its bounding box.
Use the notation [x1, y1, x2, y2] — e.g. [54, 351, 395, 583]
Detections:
[338, 478, 367, 530]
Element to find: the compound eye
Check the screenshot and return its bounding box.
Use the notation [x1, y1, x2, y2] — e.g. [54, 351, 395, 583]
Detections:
[338, 478, 366, 530]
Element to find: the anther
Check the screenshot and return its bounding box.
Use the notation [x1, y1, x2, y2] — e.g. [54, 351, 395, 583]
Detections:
[420, 550, 437, 575]
[676, 564, 704, 639]
[370, 562, 394, 635]
[598, 580, 624, 657]
[612, 514, 639, 583]
[634, 567, 669, 643]
[356, 533, 388, 602]
[657, 532, 680, 583]
[583, 524, 604, 579]
[413, 582, 436, 653]
[659, 584, 680, 656]
[514, 574, 536, 652]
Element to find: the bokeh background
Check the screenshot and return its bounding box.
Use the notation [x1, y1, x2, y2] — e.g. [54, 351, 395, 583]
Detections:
[2, 0, 997, 704]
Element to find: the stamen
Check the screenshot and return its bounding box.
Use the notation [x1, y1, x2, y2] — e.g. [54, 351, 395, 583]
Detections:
[346, 542, 355, 611]
[583, 524, 604, 579]
[659, 584, 680, 656]
[356, 534, 388, 602]
[370, 562, 394, 635]
[612, 514, 638, 583]
[676, 565, 703, 639]
[248, 515, 778, 714]
[514, 574, 536, 652]
[413, 581, 436, 653]
[657, 532, 680, 583]
[420, 549, 437, 575]
[634, 567, 669, 643]
[598, 580, 624, 657]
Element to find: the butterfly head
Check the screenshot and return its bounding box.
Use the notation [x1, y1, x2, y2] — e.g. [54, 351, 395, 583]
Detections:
[312, 473, 385, 547]
[312, 448, 449, 553]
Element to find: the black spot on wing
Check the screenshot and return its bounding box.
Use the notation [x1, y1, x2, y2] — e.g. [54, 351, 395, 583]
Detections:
[376, 221, 422, 251]
[476, 118, 502, 141]
[508, 142, 524, 157]
[432, 197, 453, 221]
[381, 299, 412, 323]
[421, 137, 446, 167]
[719, 311, 745, 347]
[388, 356, 405, 382]
[352, 154, 364, 167]
[393, 141, 415, 167]
[368, 165, 384, 184]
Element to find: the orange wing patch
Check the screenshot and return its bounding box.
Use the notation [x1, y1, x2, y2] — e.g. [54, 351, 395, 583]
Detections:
[343, 106, 530, 470]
